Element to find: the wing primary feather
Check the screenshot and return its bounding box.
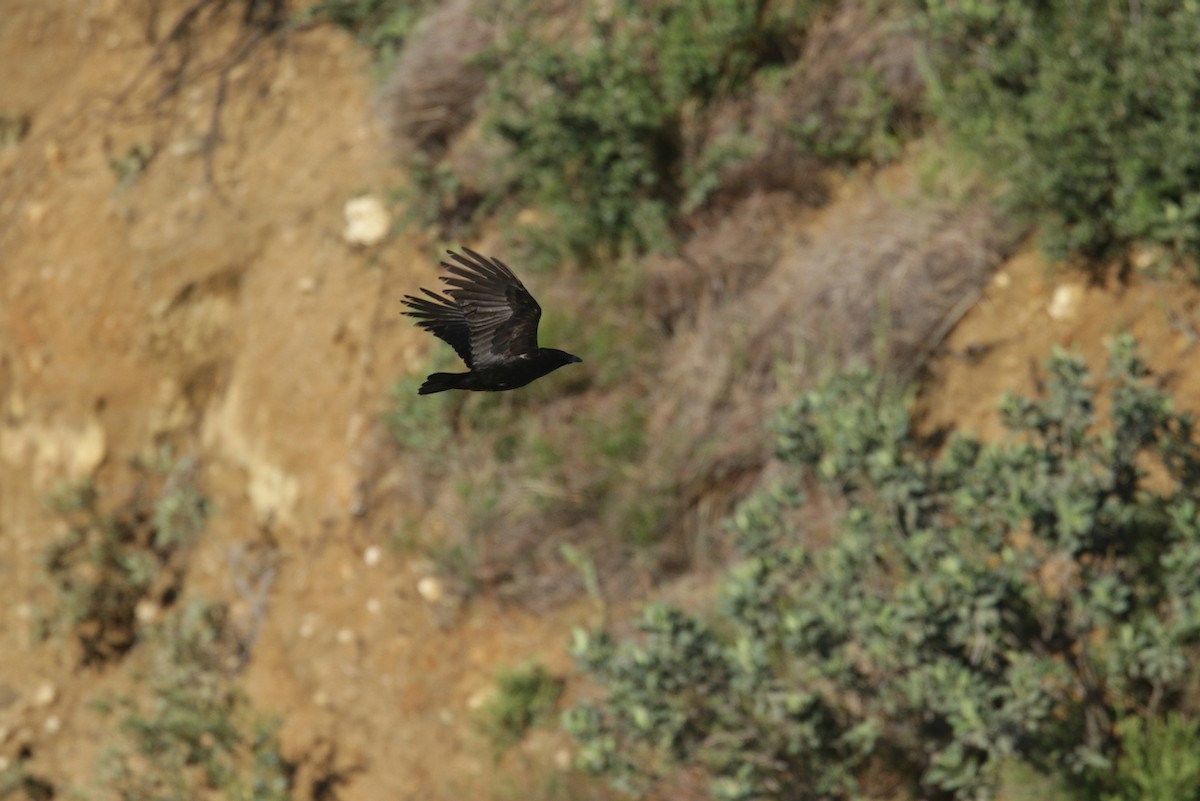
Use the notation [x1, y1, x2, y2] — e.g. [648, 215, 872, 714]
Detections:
[420, 287, 453, 303]
[451, 248, 516, 287]
[407, 248, 547, 369]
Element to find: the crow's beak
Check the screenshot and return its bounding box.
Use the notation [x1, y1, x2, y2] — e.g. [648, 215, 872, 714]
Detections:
[569, 355, 583, 364]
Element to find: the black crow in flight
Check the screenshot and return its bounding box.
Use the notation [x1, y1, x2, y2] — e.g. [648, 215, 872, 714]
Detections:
[401, 248, 582, 395]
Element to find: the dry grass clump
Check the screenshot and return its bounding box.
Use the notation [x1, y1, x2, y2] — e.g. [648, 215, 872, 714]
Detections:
[641, 174, 1018, 570]
[376, 0, 493, 156]
[781, 0, 926, 163]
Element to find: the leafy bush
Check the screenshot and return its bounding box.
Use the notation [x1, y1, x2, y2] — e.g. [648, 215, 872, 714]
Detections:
[485, 0, 819, 259]
[918, 0, 1200, 267]
[567, 336, 1200, 799]
[480, 663, 566, 754]
[789, 63, 910, 166]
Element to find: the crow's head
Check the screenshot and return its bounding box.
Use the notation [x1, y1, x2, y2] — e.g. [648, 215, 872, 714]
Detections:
[542, 348, 583, 370]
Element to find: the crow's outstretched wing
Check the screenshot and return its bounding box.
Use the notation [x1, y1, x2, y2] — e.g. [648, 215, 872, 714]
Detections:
[401, 286, 476, 368]
[402, 247, 543, 370]
[439, 248, 542, 368]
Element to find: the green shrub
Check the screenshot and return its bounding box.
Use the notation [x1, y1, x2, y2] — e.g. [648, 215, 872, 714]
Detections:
[567, 335, 1200, 799]
[789, 64, 911, 165]
[485, 0, 819, 259]
[1107, 713, 1200, 801]
[297, 0, 435, 63]
[480, 663, 565, 753]
[918, 0, 1200, 267]
[96, 601, 293, 801]
[40, 462, 209, 666]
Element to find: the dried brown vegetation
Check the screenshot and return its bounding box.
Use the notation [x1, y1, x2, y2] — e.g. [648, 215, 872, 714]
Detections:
[375, 0, 494, 156]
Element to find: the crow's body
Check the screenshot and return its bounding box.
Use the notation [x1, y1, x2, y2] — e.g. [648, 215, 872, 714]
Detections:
[401, 248, 582, 395]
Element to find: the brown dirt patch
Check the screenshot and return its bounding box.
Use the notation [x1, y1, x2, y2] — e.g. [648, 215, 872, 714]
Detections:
[917, 247, 1200, 441]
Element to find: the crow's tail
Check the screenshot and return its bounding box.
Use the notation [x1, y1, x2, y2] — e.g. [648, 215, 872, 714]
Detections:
[418, 372, 465, 395]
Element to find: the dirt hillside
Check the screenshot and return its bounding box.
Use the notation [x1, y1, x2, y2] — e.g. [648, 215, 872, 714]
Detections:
[3, 3, 1200, 800]
[1, 3, 585, 798]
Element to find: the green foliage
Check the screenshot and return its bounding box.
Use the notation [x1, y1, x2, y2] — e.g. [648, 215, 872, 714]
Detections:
[397, 153, 494, 236]
[96, 601, 293, 801]
[0, 112, 30, 147]
[772, 364, 912, 490]
[386, 368, 456, 464]
[1107, 713, 1200, 801]
[790, 64, 910, 165]
[918, 0, 1200, 267]
[110, 143, 155, 193]
[0, 761, 54, 801]
[680, 131, 760, 215]
[568, 335, 1200, 799]
[561, 543, 602, 605]
[480, 663, 565, 753]
[40, 462, 209, 666]
[486, 0, 817, 259]
[296, 0, 435, 63]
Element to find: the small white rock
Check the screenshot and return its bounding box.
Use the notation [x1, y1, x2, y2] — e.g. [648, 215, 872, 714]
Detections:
[70, 420, 106, 479]
[135, 599, 160, 623]
[24, 201, 49, 226]
[299, 614, 318, 639]
[1130, 245, 1163, 270]
[342, 195, 390, 247]
[168, 138, 203, 157]
[33, 683, 56, 707]
[1047, 284, 1083, 321]
[366, 598, 382, 615]
[44, 715, 61, 734]
[554, 748, 573, 771]
[297, 276, 319, 294]
[313, 690, 330, 707]
[992, 271, 1011, 289]
[466, 687, 493, 711]
[363, 545, 382, 567]
[417, 576, 444, 604]
[336, 627, 354, 645]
